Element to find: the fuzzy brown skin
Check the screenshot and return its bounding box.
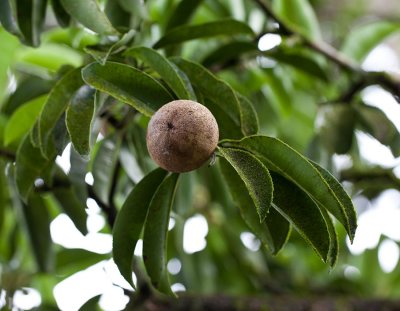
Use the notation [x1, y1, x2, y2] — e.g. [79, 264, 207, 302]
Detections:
[146, 100, 219, 173]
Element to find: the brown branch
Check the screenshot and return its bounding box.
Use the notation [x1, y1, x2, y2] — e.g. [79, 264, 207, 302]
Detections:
[0, 148, 16, 161]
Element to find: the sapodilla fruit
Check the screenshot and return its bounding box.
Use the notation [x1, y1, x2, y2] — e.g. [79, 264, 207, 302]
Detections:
[146, 100, 219, 173]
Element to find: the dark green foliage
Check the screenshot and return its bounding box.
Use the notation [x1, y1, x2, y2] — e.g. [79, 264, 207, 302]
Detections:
[3, 0, 399, 307]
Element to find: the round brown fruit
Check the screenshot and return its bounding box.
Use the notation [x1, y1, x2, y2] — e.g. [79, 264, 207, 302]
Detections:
[146, 100, 219, 173]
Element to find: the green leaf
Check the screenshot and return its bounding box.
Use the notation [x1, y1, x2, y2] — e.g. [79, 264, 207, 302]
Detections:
[221, 135, 357, 241]
[201, 41, 257, 67]
[165, 0, 203, 31]
[59, 0, 118, 35]
[39, 67, 84, 156]
[105, 0, 130, 30]
[4, 95, 47, 146]
[219, 159, 289, 254]
[113, 168, 168, 287]
[236, 93, 259, 136]
[271, 172, 333, 264]
[22, 193, 54, 272]
[15, 0, 47, 46]
[0, 0, 21, 37]
[264, 48, 328, 82]
[53, 187, 88, 235]
[56, 248, 108, 274]
[356, 104, 400, 157]
[124, 46, 197, 100]
[171, 57, 244, 136]
[219, 147, 273, 222]
[51, 0, 71, 27]
[15, 134, 55, 201]
[341, 21, 400, 63]
[154, 19, 254, 49]
[92, 135, 122, 205]
[119, 143, 144, 184]
[273, 0, 321, 40]
[310, 160, 357, 242]
[143, 173, 179, 295]
[84, 29, 136, 65]
[82, 62, 174, 117]
[66, 85, 95, 157]
[317, 104, 356, 154]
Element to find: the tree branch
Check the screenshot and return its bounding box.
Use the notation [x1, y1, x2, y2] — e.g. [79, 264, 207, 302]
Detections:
[253, 0, 400, 101]
[0, 148, 16, 162]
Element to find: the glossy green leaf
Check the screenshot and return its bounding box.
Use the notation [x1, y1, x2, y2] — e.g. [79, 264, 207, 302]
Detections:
[82, 62, 174, 117]
[271, 172, 332, 264]
[53, 187, 88, 235]
[273, 0, 321, 40]
[38, 67, 84, 156]
[92, 135, 122, 205]
[221, 135, 357, 241]
[124, 46, 196, 100]
[22, 193, 54, 272]
[202, 41, 257, 67]
[143, 173, 179, 295]
[317, 104, 356, 154]
[59, 0, 118, 35]
[15, 134, 55, 201]
[105, 0, 130, 29]
[356, 104, 400, 157]
[56, 248, 108, 274]
[119, 143, 144, 184]
[15, 0, 47, 46]
[171, 57, 243, 135]
[113, 168, 168, 287]
[165, 0, 203, 31]
[4, 94, 46, 146]
[51, 0, 70, 27]
[0, 0, 20, 37]
[219, 159, 289, 254]
[66, 85, 95, 157]
[154, 19, 254, 49]
[341, 21, 400, 63]
[219, 147, 273, 222]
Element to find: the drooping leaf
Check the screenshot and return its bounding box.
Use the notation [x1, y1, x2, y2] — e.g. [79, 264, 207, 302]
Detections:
[69, 148, 89, 204]
[154, 19, 254, 49]
[219, 159, 289, 254]
[124, 46, 196, 100]
[66, 85, 96, 157]
[273, 0, 321, 40]
[53, 187, 88, 235]
[38, 67, 84, 156]
[271, 172, 333, 264]
[221, 135, 357, 241]
[341, 21, 400, 63]
[4, 94, 47, 146]
[15, 0, 47, 46]
[171, 57, 243, 136]
[201, 41, 257, 67]
[22, 193, 54, 272]
[119, 143, 144, 184]
[92, 134, 122, 205]
[51, 0, 71, 27]
[165, 0, 203, 31]
[82, 62, 174, 117]
[113, 168, 168, 287]
[219, 147, 273, 222]
[0, 0, 20, 37]
[356, 103, 400, 157]
[236, 93, 259, 136]
[15, 134, 55, 201]
[317, 103, 356, 154]
[59, 0, 118, 35]
[56, 248, 108, 274]
[143, 173, 179, 295]
[105, 0, 130, 30]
